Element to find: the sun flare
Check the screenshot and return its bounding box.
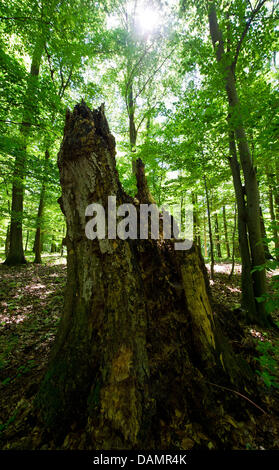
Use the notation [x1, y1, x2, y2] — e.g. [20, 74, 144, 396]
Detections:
[136, 7, 160, 33]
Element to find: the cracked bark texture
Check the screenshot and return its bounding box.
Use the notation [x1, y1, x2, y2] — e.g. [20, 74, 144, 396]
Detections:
[34, 102, 254, 450]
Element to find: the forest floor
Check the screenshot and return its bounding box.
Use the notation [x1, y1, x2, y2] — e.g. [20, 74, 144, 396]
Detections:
[0, 254, 279, 450]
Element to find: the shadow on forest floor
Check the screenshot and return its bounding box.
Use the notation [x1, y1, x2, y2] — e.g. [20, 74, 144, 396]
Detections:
[0, 256, 66, 436]
[0, 257, 279, 449]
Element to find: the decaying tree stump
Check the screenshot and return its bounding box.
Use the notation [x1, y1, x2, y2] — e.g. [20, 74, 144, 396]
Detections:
[34, 102, 256, 450]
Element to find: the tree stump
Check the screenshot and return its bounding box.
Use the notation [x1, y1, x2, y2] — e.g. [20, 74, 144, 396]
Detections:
[34, 102, 255, 449]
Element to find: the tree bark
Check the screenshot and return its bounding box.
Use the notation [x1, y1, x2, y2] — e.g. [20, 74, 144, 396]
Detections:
[259, 206, 273, 260]
[127, 84, 137, 173]
[50, 236, 56, 253]
[5, 225, 10, 257]
[34, 103, 253, 449]
[274, 158, 279, 225]
[203, 175, 214, 279]
[222, 206, 230, 259]
[203, 213, 207, 258]
[228, 130, 257, 319]
[229, 203, 237, 279]
[135, 158, 155, 204]
[192, 193, 201, 246]
[267, 172, 279, 260]
[24, 230, 29, 252]
[60, 224, 66, 256]
[34, 149, 50, 263]
[214, 212, 222, 259]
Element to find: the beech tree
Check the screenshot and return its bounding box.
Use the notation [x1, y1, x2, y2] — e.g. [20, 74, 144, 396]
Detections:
[179, 0, 278, 326]
[2, 0, 108, 265]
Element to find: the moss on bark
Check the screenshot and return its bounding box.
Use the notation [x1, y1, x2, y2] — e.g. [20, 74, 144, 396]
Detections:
[34, 102, 258, 450]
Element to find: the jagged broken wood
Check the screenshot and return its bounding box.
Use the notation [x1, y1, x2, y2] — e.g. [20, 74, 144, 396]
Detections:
[34, 102, 255, 450]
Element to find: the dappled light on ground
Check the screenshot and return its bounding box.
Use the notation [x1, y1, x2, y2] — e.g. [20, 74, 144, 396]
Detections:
[0, 260, 279, 449]
[0, 259, 66, 432]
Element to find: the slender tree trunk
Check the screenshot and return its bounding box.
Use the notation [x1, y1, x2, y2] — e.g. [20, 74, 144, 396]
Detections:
[135, 158, 155, 204]
[259, 206, 273, 260]
[24, 230, 29, 252]
[127, 84, 137, 173]
[267, 177, 279, 260]
[203, 175, 214, 279]
[203, 213, 208, 258]
[5, 225, 10, 257]
[4, 36, 45, 266]
[228, 130, 257, 320]
[274, 158, 279, 224]
[227, 48, 267, 320]
[157, 174, 163, 206]
[4, 199, 11, 257]
[34, 149, 50, 263]
[192, 192, 198, 244]
[214, 212, 222, 259]
[192, 193, 201, 246]
[50, 236, 56, 253]
[229, 203, 237, 279]
[180, 195, 185, 236]
[128, 87, 137, 151]
[34, 103, 254, 449]
[208, 2, 268, 325]
[33, 195, 45, 263]
[235, 243, 240, 259]
[222, 206, 230, 258]
[60, 224, 66, 256]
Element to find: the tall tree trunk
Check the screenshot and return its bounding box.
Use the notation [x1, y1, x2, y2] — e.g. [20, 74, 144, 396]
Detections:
[208, 2, 268, 325]
[127, 85, 137, 173]
[203, 175, 214, 280]
[227, 130, 257, 320]
[24, 230, 29, 252]
[214, 212, 222, 259]
[60, 224, 66, 257]
[157, 174, 163, 206]
[5, 225, 10, 257]
[34, 149, 50, 263]
[180, 195, 186, 236]
[4, 35, 45, 266]
[50, 236, 56, 253]
[229, 203, 237, 279]
[4, 199, 11, 257]
[135, 158, 155, 204]
[259, 206, 273, 260]
[267, 177, 279, 260]
[274, 158, 279, 225]
[222, 205, 231, 259]
[34, 103, 253, 449]
[203, 213, 208, 258]
[192, 193, 201, 246]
